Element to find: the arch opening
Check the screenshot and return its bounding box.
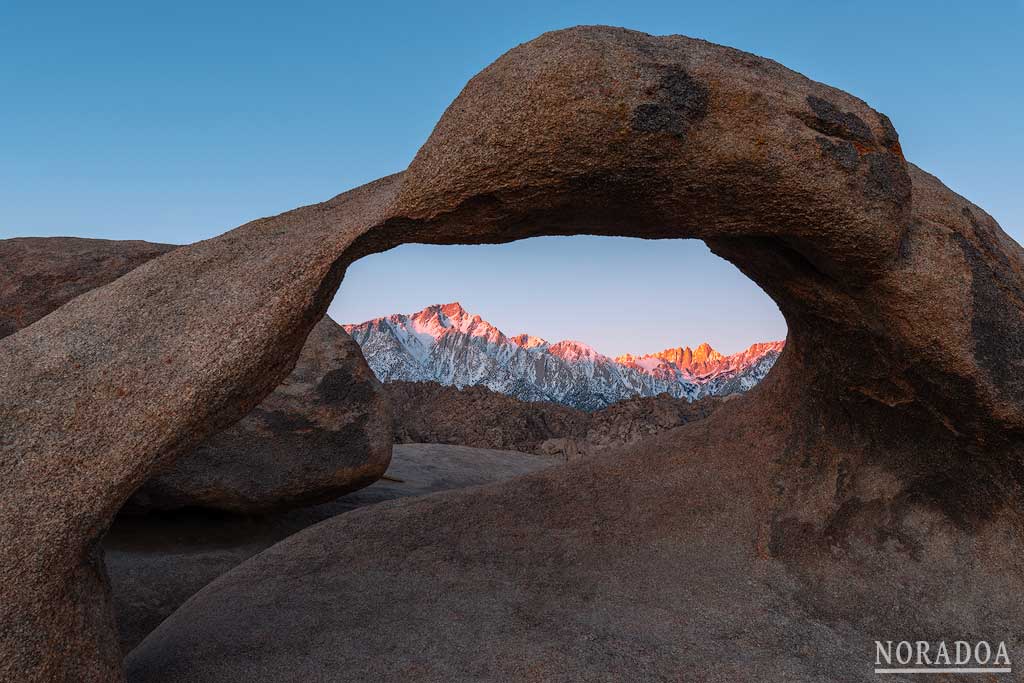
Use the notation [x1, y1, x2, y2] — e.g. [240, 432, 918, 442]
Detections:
[332, 235, 789, 413]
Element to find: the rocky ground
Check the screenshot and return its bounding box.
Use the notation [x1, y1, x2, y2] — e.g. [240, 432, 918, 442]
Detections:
[107, 443, 556, 652]
[388, 380, 720, 458]
[108, 382, 719, 654]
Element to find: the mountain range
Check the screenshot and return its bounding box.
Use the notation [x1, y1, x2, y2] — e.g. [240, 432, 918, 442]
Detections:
[343, 302, 784, 411]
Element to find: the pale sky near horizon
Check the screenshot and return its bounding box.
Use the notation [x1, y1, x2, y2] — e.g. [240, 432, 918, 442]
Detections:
[329, 237, 788, 357]
[3, 1, 1021, 355]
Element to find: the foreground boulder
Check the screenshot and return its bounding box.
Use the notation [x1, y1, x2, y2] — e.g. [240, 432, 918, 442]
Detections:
[0, 236, 392, 514]
[107, 443, 553, 651]
[4, 25, 1024, 681]
[0, 174, 405, 681]
[128, 315, 392, 513]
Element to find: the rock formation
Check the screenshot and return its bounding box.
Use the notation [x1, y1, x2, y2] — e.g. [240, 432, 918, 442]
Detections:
[107, 443, 553, 652]
[3, 25, 1023, 682]
[389, 380, 586, 450]
[0, 175, 406, 680]
[0, 237, 176, 338]
[128, 315, 392, 512]
[386, 380, 718, 457]
[0, 237, 392, 514]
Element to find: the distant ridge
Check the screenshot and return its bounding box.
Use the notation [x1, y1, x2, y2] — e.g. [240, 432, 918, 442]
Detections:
[344, 302, 784, 411]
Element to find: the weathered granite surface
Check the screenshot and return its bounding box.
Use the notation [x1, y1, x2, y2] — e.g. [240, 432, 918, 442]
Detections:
[3, 26, 1023, 682]
[128, 315, 392, 513]
[0, 237, 392, 514]
[0, 237, 175, 339]
[107, 443, 554, 652]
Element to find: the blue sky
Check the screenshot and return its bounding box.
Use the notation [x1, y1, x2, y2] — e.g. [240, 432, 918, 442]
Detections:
[2, 1, 1021, 355]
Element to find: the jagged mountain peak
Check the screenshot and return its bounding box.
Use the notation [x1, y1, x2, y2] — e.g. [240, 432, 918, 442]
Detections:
[548, 339, 601, 361]
[390, 302, 506, 344]
[412, 301, 469, 327]
[345, 302, 784, 410]
[426, 301, 475, 327]
[692, 342, 722, 364]
[644, 346, 692, 368]
[510, 333, 549, 349]
[439, 301, 466, 316]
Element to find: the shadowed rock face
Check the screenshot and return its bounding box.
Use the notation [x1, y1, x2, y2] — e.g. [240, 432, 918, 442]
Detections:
[106, 443, 553, 653]
[2, 26, 1023, 681]
[127, 315, 392, 513]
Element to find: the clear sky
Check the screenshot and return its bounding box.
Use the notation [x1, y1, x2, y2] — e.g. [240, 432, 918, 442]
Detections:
[3, 1, 1021, 355]
[330, 238, 788, 356]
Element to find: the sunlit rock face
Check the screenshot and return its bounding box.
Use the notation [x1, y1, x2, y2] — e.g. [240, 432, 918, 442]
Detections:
[345, 302, 783, 410]
[4, 25, 1024, 683]
[0, 237, 393, 515]
[0, 237, 176, 339]
[625, 340, 726, 370]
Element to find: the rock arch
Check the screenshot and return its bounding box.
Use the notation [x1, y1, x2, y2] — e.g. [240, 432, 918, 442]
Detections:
[2, 26, 1023, 681]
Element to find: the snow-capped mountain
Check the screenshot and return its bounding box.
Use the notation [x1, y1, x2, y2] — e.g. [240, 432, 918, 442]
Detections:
[343, 302, 784, 411]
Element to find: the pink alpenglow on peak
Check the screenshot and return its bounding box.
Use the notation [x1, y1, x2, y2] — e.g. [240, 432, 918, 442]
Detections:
[547, 340, 602, 362]
[692, 342, 723, 365]
[345, 303, 785, 411]
[617, 342, 725, 370]
[439, 301, 467, 317]
[509, 333, 549, 350]
[619, 340, 784, 381]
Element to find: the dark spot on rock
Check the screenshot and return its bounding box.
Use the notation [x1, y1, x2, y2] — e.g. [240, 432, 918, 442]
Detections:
[877, 112, 900, 149]
[256, 409, 316, 433]
[960, 207, 1013, 273]
[815, 136, 858, 170]
[897, 226, 913, 260]
[803, 95, 875, 144]
[316, 367, 375, 405]
[767, 516, 818, 558]
[835, 460, 850, 498]
[631, 67, 708, 137]
[906, 454, 1020, 531]
[631, 103, 678, 133]
[951, 231, 1024, 403]
[322, 415, 372, 466]
[961, 206, 980, 230]
[864, 152, 910, 202]
[660, 68, 709, 116]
